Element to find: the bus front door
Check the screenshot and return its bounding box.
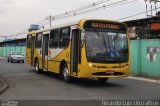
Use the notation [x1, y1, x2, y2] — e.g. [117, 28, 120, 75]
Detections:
[71, 29, 81, 76]
[26, 35, 35, 66]
[42, 33, 49, 71]
[31, 36, 35, 66]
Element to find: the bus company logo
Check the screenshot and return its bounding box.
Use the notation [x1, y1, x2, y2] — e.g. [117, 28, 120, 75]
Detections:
[66, 52, 69, 58]
[91, 23, 120, 29]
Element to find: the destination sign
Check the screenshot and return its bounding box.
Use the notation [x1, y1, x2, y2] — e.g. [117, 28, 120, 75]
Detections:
[83, 21, 126, 30]
[91, 23, 120, 29]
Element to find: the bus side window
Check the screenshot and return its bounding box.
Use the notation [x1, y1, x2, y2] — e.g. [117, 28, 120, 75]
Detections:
[59, 27, 70, 48]
[35, 33, 42, 48]
[49, 29, 59, 48]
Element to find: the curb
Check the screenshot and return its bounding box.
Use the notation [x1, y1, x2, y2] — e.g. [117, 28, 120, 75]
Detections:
[126, 76, 160, 84]
[0, 57, 7, 59]
[0, 76, 9, 94]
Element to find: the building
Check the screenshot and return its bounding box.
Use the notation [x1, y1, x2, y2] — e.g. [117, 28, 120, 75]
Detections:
[124, 16, 160, 78]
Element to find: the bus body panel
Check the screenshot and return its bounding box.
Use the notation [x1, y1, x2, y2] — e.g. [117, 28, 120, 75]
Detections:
[26, 48, 31, 65]
[47, 43, 71, 74]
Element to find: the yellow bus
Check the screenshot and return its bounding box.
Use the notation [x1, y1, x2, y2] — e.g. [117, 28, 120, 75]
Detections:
[26, 19, 130, 82]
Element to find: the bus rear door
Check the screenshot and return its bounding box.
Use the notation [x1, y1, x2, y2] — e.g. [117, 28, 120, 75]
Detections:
[42, 32, 49, 71]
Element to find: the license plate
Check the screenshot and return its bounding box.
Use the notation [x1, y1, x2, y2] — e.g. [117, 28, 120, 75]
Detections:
[106, 70, 114, 74]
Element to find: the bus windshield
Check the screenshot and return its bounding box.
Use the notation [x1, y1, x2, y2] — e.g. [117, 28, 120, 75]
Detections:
[85, 29, 128, 63]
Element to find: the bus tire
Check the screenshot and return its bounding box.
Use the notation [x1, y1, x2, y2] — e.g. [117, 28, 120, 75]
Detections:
[61, 64, 72, 83]
[97, 78, 108, 83]
[34, 60, 41, 74]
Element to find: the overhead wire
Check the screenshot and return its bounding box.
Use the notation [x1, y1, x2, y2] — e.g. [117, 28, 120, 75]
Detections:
[1, 0, 140, 38]
[52, 0, 138, 20]
[53, 0, 111, 18]
[41, 0, 138, 27]
[117, 5, 160, 21]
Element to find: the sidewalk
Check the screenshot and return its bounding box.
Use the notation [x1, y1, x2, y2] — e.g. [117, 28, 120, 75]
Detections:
[0, 76, 8, 94]
[0, 57, 9, 94]
[0, 57, 7, 59]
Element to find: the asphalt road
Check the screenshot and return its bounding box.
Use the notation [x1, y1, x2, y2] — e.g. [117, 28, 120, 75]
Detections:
[0, 58, 160, 101]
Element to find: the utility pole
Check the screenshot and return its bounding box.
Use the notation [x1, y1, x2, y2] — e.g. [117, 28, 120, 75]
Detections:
[46, 15, 52, 27]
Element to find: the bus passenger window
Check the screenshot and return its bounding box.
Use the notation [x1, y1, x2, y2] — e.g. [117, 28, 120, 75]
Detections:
[59, 27, 70, 48]
[35, 33, 42, 48]
[27, 35, 32, 48]
[49, 29, 59, 48]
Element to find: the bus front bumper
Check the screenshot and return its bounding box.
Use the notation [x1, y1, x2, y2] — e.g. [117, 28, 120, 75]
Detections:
[77, 63, 130, 78]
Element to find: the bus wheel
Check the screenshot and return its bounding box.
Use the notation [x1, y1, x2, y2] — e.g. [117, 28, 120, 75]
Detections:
[62, 64, 72, 82]
[35, 60, 41, 74]
[97, 78, 108, 83]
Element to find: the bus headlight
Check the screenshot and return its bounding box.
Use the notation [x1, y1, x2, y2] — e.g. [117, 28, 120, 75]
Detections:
[89, 63, 93, 67]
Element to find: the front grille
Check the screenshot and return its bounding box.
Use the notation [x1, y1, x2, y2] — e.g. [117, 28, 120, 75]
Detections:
[92, 72, 124, 76]
[112, 65, 125, 69]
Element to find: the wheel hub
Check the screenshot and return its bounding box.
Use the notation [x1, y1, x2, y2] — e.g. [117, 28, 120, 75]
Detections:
[63, 67, 68, 79]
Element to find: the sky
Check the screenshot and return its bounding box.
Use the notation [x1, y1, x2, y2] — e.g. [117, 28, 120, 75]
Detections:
[0, 0, 157, 37]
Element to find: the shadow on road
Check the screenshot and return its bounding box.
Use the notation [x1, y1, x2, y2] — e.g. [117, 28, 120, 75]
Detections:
[72, 78, 125, 88]
[34, 70, 126, 88]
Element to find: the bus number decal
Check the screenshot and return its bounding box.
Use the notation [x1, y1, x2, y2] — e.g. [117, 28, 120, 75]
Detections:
[66, 52, 69, 58]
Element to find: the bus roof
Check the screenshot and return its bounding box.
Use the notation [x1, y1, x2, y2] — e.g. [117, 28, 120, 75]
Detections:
[35, 20, 80, 33]
[27, 19, 125, 34]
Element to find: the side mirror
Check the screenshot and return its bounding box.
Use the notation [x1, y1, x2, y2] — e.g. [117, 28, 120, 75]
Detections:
[77, 28, 85, 47]
[81, 32, 85, 47]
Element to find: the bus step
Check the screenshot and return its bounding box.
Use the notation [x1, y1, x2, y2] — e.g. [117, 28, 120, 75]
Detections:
[43, 68, 47, 72]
